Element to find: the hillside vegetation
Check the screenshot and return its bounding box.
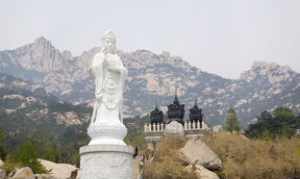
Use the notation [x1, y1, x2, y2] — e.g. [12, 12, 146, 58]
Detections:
[204, 133, 300, 179]
[144, 136, 197, 179]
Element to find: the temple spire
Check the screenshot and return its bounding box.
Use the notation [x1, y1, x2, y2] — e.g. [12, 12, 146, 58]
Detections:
[174, 87, 179, 105]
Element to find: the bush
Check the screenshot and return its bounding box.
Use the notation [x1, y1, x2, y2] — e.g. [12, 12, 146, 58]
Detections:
[16, 140, 47, 173]
[2, 154, 21, 173]
[204, 132, 300, 179]
[224, 108, 240, 133]
[0, 129, 6, 160]
[247, 108, 300, 139]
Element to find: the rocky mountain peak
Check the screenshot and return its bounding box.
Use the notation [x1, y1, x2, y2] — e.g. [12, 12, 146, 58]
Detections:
[251, 61, 292, 73]
[32, 36, 56, 52]
[34, 36, 51, 45]
[240, 61, 295, 83]
[1, 37, 300, 126]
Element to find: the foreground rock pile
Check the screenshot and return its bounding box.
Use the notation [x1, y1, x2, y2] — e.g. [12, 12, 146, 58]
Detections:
[142, 136, 223, 179]
[179, 137, 222, 179]
[0, 159, 78, 179]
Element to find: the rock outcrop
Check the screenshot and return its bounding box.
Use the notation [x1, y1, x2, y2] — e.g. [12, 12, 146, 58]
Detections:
[185, 164, 220, 179]
[11, 167, 35, 179]
[0, 159, 3, 168]
[180, 138, 222, 170]
[35, 174, 58, 179]
[0, 168, 6, 179]
[38, 159, 77, 179]
[1, 37, 300, 125]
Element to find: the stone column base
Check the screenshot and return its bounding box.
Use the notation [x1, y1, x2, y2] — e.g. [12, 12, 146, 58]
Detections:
[80, 145, 134, 179]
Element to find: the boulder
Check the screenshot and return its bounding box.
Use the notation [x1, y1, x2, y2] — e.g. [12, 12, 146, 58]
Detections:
[0, 159, 3, 168]
[185, 164, 220, 179]
[180, 138, 222, 170]
[133, 156, 144, 179]
[35, 174, 58, 179]
[38, 159, 77, 179]
[164, 121, 184, 136]
[212, 125, 223, 133]
[0, 168, 6, 179]
[11, 167, 35, 179]
[76, 170, 80, 179]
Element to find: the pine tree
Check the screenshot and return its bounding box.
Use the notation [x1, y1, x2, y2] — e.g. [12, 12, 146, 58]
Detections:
[17, 140, 47, 173]
[0, 129, 6, 159]
[224, 108, 240, 133]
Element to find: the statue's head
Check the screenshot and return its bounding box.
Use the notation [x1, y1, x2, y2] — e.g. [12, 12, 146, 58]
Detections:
[101, 30, 117, 54]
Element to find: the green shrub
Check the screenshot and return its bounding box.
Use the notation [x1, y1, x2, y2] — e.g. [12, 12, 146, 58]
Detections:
[247, 107, 299, 139]
[0, 129, 6, 160]
[3, 155, 22, 174]
[16, 140, 47, 173]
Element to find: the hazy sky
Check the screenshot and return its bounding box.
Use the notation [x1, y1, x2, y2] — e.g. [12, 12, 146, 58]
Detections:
[1, 0, 300, 78]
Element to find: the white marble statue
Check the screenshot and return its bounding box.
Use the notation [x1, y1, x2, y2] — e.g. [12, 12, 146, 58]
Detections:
[87, 31, 128, 146]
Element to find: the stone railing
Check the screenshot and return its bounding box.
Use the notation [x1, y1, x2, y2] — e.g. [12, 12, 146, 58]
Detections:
[144, 120, 203, 133]
[144, 123, 166, 133]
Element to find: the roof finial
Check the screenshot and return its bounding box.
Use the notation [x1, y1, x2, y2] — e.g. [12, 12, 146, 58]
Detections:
[194, 99, 198, 106]
[174, 86, 179, 104]
[154, 98, 158, 110]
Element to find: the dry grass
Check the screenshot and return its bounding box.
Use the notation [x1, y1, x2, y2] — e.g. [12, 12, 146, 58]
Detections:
[204, 132, 300, 179]
[144, 136, 198, 179]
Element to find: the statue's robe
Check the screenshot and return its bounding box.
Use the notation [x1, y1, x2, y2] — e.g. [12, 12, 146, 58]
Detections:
[90, 52, 127, 125]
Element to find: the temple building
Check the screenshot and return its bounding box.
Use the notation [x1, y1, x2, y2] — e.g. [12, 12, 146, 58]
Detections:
[166, 92, 185, 124]
[189, 100, 203, 128]
[145, 92, 209, 143]
[150, 105, 164, 124]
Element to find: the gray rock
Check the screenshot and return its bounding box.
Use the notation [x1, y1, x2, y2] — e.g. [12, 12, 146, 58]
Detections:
[0, 168, 6, 179]
[11, 167, 35, 179]
[34, 174, 58, 179]
[180, 138, 222, 170]
[0, 159, 3, 168]
[38, 159, 77, 179]
[164, 121, 184, 136]
[212, 125, 223, 133]
[185, 164, 219, 179]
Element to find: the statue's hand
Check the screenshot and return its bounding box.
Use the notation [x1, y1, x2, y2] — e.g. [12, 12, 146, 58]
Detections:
[96, 93, 104, 103]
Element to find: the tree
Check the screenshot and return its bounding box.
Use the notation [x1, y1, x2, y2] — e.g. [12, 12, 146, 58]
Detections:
[17, 140, 47, 173]
[272, 107, 295, 120]
[224, 108, 240, 133]
[0, 129, 6, 159]
[246, 107, 298, 139]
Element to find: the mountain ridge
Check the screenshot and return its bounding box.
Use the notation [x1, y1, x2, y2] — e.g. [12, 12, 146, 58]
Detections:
[1, 36, 300, 126]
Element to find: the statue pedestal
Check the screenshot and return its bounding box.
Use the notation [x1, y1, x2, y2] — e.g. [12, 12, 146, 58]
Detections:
[80, 145, 134, 179]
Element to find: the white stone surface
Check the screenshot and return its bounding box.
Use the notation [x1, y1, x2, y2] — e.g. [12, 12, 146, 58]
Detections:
[185, 164, 220, 179]
[80, 31, 133, 179]
[38, 159, 77, 179]
[212, 125, 223, 133]
[80, 145, 133, 179]
[12, 167, 35, 179]
[180, 138, 222, 170]
[88, 30, 128, 146]
[35, 174, 58, 179]
[0, 159, 3, 168]
[164, 121, 184, 136]
[0, 168, 6, 179]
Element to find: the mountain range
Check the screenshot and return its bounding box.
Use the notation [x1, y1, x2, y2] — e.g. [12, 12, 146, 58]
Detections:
[1, 36, 300, 126]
